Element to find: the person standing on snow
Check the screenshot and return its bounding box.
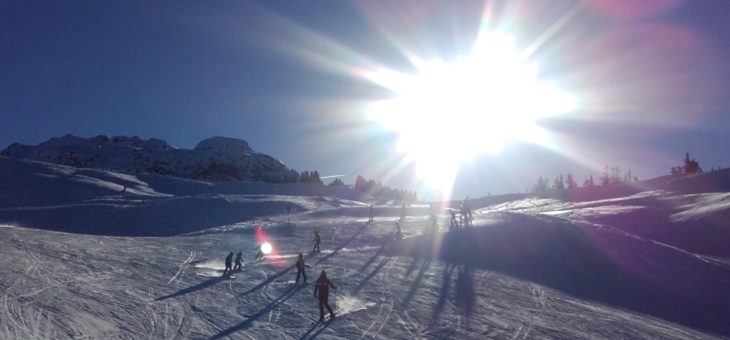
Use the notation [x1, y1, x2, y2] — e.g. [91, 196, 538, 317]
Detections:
[314, 270, 337, 321]
[223, 252, 233, 277]
[394, 222, 403, 241]
[368, 204, 374, 222]
[233, 250, 243, 271]
[313, 230, 321, 253]
[449, 209, 458, 230]
[295, 253, 309, 284]
[428, 213, 437, 235]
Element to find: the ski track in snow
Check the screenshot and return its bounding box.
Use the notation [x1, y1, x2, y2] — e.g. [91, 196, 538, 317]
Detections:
[1, 187, 729, 339]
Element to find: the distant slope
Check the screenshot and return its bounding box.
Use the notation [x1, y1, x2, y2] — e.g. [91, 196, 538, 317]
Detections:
[0, 157, 360, 236]
[1, 134, 299, 183]
[466, 169, 730, 258]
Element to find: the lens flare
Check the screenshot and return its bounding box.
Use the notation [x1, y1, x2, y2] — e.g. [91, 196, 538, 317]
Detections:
[261, 242, 273, 255]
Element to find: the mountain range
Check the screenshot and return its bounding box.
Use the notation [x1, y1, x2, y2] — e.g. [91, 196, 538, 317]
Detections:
[1, 134, 299, 183]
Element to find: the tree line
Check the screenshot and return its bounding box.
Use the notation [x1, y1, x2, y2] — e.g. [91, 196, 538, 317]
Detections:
[351, 175, 418, 202]
[531, 164, 638, 193]
[532, 152, 709, 193]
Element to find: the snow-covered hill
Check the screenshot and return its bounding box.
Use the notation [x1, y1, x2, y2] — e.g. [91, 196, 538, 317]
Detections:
[1, 134, 299, 183]
[1, 157, 729, 339]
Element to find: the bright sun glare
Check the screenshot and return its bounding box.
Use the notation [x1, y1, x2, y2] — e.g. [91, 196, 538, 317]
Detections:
[261, 242, 272, 255]
[367, 31, 575, 191]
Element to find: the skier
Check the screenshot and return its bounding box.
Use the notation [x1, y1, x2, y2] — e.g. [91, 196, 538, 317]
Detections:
[233, 250, 243, 271]
[400, 203, 406, 221]
[223, 251, 233, 277]
[254, 247, 265, 260]
[459, 201, 468, 227]
[313, 230, 321, 253]
[428, 213, 437, 235]
[464, 197, 473, 225]
[368, 204, 374, 222]
[314, 270, 337, 321]
[295, 253, 309, 284]
[394, 221, 403, 241]
[449, 209, 458, 229]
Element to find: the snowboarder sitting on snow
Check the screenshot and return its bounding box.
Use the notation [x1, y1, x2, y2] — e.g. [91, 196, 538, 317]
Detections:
[233, 250, 243, 271]
[295, 253, 309, 284]
[314, 270, 337, 321]
[313, 230, 321, 253]
[394, 222, 403, 241]
[223, 251, 233, 277]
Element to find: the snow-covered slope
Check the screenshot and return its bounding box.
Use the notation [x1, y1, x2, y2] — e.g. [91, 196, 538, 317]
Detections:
[1, 134, 299, 183]
[1, 157, 729, 339]
[0, 157, 358, 236]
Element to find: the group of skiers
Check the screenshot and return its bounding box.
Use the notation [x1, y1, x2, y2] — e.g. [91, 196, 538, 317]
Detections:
[222, 250, 243, 277]
[217, 199, 476, 321]
[449, 198, 473, 230]
[220, 228, 337, 321]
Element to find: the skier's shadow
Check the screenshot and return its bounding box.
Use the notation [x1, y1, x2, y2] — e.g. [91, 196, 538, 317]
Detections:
[354, 256, 392, 293]
[430, 262, 476, 323]
[238, 264, 296, 296]
[298, 320, 332, 340]
[312, 222, 367, 266]
[401, 259, 432, 307]
[432, 262, 457, 322]
[155, 277, 223, 301]
[454, 265, 475, 316]
[210, 284, 306, 339]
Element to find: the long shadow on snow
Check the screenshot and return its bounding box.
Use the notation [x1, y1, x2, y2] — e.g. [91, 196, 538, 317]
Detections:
[302, 320, 332, 340]
[312, 222, 368, 266]
[432, 262, 457, 321]
[239, 253, 316, 297]
[155, 277, 223, 301]
[298, 320, 332, 340]
[385, 212, 730, 337]
[210, 284, 307, 339]
[353, 242, 394, 293]
[239, 264, 297, 296]
[401, 259, 432, 308]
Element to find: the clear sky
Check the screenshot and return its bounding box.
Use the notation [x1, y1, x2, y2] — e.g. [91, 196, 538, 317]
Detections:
[2, 0, 729, 200]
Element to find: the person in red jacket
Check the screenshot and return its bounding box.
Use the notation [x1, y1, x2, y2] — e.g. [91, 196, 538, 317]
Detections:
[314, 270, 337, 321]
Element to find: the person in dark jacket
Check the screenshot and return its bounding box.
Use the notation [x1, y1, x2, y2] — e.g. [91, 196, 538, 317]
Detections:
[314, 270, 337, 321]
[223, 252, 233, 277]
[449, 209, 458, 229]
[394, 222, 403, 241]
[295, 253, 308, 284]
[233, 250, 243, 271]
[313, 230, 321, 253]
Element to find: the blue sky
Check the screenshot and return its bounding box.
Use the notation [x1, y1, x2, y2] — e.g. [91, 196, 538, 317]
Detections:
[2, 0, 729, 200]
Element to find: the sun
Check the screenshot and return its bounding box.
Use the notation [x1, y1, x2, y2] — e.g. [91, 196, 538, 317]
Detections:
[366, 31, 575, 191]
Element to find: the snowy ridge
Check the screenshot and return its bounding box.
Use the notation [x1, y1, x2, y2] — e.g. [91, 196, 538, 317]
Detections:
[1, 134, 299, 183]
